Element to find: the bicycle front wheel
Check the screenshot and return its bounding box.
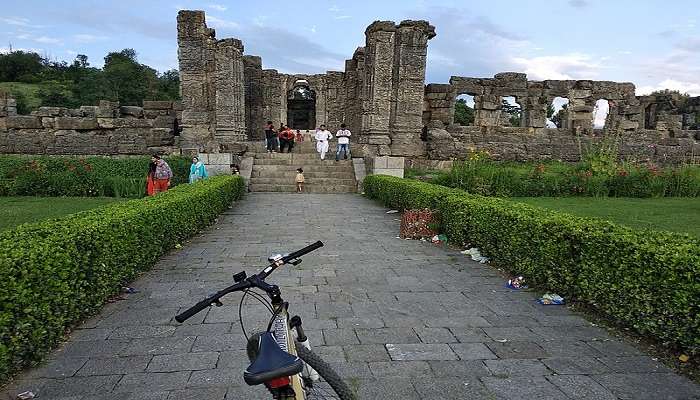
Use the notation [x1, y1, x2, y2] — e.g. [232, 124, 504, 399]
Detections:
[296, 343, 356, 400]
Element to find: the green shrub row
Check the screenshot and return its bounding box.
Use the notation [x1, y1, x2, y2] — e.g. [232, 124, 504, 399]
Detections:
[364, 174, 700, 354]
[0, 175, 245, 382]
[413, 159, 700, 198]
[0, 155, 190, 198]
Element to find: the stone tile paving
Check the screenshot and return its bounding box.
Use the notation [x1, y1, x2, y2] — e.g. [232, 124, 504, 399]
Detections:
[2, 193, 699, 400]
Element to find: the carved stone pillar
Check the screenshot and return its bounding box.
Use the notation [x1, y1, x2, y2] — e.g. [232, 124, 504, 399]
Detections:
[214, 38, 246, 149]
[177, 10, 216, 150]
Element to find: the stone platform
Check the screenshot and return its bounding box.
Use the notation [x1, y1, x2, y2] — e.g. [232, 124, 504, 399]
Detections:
[2, 193, 699, 399]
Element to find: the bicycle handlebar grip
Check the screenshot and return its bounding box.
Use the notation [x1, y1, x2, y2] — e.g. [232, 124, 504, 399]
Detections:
[285, 241, 324, 261]
[175, 298, 214, 323]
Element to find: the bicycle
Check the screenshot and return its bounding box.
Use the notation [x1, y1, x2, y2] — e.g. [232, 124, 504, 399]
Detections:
[175, 241, 356, 400]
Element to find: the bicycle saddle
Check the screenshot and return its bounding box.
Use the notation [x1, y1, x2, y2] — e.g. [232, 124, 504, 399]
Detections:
[244, 332, 303, 386]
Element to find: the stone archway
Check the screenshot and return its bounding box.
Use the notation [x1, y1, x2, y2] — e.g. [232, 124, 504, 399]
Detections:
[287, 81, 316, 130]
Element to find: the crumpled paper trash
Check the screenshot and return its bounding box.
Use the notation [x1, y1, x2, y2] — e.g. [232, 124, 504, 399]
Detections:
[538, 293, 565, 305]
[460, 247, 489, 263]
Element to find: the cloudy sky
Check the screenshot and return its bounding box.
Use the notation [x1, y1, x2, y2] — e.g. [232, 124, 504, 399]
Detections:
[2, 0, 699, 95]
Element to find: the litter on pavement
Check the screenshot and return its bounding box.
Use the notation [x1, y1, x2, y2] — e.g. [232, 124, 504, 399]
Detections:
[538, 293, 565, 305]
[506, 276, 527, 290]
[460, 247, 489, 263]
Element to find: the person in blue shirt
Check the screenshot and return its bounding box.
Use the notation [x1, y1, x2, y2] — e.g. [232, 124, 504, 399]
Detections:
[189, 156, 208, 183]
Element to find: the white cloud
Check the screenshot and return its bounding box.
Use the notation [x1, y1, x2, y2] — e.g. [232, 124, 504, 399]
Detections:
[0, 16, 45, 29]
[328, 5, 341, 13]
[15, 33, 62, 45]
[636, 79, 700, 96]
[73, 34, 108, 43]
[592, 99, 609, 128]
[334, 15, 351, 20]
[510, 53, 602, 80]
[207, 16, 241, 30]
[208, 4, 227, 11]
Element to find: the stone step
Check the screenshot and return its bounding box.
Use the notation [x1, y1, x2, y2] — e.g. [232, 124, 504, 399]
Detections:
[249, 177, 356, 185]
[253, 152, 351, 160]
[253, 158, 353, 166]
[249, 183, 356, 193]
[252, 165, 354, 173]
[251, 170, 355, 179]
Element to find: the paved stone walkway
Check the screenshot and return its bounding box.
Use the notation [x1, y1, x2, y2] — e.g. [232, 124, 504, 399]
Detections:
[2, 193, 700, 400]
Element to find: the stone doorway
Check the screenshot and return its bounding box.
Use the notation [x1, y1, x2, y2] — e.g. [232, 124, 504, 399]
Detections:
[287, 82, 316, 130]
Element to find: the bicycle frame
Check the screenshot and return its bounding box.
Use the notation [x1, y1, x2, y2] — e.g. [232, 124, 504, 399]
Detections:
[269, 304, 306, 397]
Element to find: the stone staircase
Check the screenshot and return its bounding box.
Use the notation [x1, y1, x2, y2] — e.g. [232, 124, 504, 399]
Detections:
[249, 139, 356, 193]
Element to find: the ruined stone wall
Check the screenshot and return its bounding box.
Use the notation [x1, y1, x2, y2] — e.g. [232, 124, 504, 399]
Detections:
[425, 125, 699, 164]
[426, 73, 640, 132]
[421, 72, 699, 164]
[0, 100, 180, 155]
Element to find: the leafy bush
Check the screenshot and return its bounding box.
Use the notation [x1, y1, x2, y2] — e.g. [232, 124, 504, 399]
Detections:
[0, 175, 245, 382]
[0, 155, 190, 198]
[433, 155, 700, 198]
[364, 175, 700, 355]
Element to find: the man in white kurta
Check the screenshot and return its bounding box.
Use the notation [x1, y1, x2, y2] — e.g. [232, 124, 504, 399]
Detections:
[314, 124, 333, 160]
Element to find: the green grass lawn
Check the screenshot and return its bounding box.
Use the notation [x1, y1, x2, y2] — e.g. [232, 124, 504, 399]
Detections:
[513, 197, 700, 236]
[0, 196, 125, 231]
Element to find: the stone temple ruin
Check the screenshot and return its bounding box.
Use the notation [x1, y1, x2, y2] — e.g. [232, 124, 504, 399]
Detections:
[0, 9, 699, 169]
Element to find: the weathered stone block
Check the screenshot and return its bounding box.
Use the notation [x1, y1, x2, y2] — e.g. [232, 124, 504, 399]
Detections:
[570, 90, 592, 99]
[619, 120, 639, 130]
[368, 135, 392, 145]
[153, 115, 175, 129]
[6, 116, 42, 129]
[373, 156, 389, 169]
[207, 153, 232, 165]
[119, 106, 144, 118]
[143, 101, 173, 110]
[97, 118, 115, 129]
[112, 118, 153, 128]
[55, 117, 98, 130]
[80, 106, 99, 117]
[172, 101, 184, 111]
[374, 168, 404, 178]
[144, 109, 169, 119]
[386, 156, 405, 169]
[41, 117, 55, 129]
[33, 107, 65, 117]
[97, 101, 118, 118]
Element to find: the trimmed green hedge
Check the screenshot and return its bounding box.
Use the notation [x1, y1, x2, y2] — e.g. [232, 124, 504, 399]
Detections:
[364, 174, 700, 354]
[0, 175, 245, 382]
[0, 155, 190, 198]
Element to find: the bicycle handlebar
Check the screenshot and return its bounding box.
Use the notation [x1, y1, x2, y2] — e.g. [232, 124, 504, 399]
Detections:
[175, 241, 324, 323]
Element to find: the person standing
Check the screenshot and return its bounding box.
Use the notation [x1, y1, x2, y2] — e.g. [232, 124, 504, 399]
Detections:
[264, 121, 277, 153]
[295, 167, 305, 193]
[146, 159, 157, 196]
[152, 155, 173, 194]
[189, 156, 208, 183]
[335, 123, 351, 161]
[279, 125, 295, 153]
[314, 124, 333, 160]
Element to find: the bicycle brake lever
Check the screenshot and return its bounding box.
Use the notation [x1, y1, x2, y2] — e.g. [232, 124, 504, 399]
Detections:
[213, 299, 223, 307]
